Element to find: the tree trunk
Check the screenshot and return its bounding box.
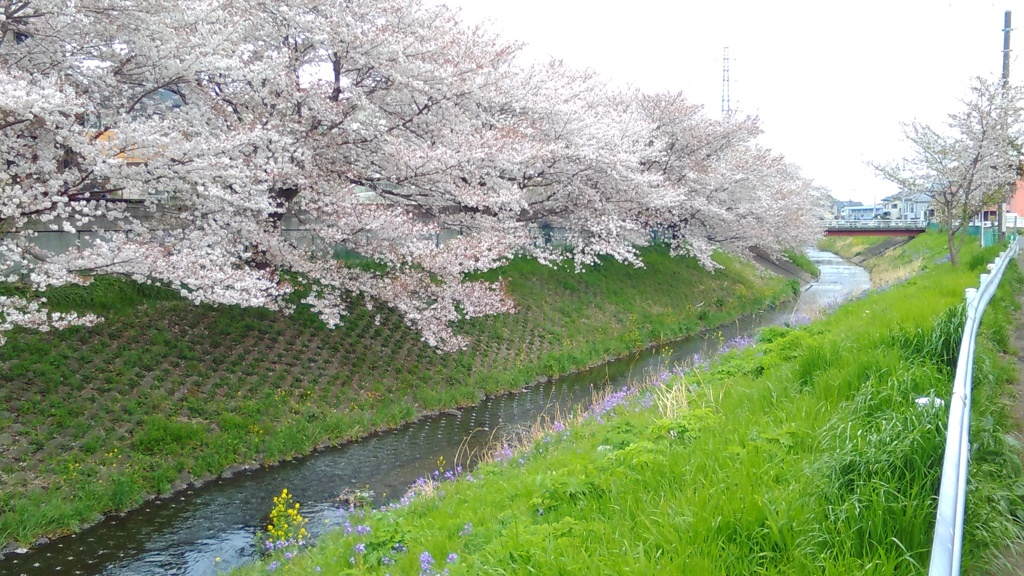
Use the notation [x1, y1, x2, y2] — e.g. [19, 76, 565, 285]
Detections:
[947, 228, 959, 267]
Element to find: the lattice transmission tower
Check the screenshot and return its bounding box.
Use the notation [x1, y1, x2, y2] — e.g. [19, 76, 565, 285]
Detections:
[721, 46, 732, 117]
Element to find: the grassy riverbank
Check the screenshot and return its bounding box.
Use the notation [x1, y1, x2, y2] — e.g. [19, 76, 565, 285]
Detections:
[784, 248, 821, 278]
[236, 231, 1024, 575]
[817, 234, 891, 261]
[818, 233, 960, 288]
[0, 246, 799, 548]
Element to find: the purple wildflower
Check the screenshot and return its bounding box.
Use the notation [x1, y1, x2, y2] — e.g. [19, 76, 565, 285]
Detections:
[459, 522, 472, 536]
[447, 553, 458, 564]
[420, 551, 435, 574]
[586, 386, 637, 422]
[785, 313, 812, 327]
[267, 561, 280, 572]
[492, 444, 513, 462]
[354, 542, 366, 554]
[718, 335, 755, 354]
[639, 392, 654, 409]
[689, 351, 712, 371]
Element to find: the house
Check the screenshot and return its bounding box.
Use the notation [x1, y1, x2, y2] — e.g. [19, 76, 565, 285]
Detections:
[839, 204, 885, 220]
[831, 200, 862, 219]
[85, 88, 184, 201]
[963, 180, 1024, 230]
[895, 193, 933, 220]
[1002, 180, 1024, 229]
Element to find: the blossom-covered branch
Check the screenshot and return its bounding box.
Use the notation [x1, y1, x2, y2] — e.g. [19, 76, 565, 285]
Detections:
[1, 0, 826, 348]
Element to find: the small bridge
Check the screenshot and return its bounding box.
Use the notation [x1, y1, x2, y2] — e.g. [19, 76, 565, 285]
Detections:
[824, 219, 928, 237]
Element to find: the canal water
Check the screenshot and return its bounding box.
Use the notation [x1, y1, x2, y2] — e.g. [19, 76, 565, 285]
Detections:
[0, 250, 870, 576]
[794, 249, 872, 314]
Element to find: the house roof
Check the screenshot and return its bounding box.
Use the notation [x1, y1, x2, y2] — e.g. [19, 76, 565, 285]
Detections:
[833, 200, 863, 208]
[902, 193, 933, 202]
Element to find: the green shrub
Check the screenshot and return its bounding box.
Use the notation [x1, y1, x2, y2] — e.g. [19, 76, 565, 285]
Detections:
[133, 416, 208, 456]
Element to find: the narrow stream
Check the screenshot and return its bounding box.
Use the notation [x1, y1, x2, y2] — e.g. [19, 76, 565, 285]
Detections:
[1, 249, 870, 576]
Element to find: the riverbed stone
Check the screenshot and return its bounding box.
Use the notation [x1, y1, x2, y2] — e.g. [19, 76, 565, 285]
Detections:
[221, 463, 248, 478]
[168, 471, 192, 493]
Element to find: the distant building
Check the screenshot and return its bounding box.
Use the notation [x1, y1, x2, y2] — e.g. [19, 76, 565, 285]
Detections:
[831, 200, 863, 219]
[895, 193, 934, 220]
[1003, 181, 1024, 229]
[840, 204, 885, 220]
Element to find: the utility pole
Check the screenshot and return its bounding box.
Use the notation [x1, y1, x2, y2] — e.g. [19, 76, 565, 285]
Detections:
[998, 10, 1011, 243]
[1003, 11, 1012, 87]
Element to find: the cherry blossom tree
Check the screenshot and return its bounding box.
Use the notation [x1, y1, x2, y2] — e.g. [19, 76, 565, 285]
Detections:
[635, 92, 826, 267]
[875, 76, 1024, 266]
[2, 0, 527, 348]
[2, 0, 826, 350]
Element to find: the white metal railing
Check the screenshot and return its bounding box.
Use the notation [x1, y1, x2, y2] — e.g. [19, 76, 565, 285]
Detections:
[928, 237, 1019, 576]
[827, 219, 929, 230]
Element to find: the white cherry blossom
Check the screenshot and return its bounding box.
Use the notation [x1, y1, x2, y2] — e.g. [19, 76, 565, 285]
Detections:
[2, 0, 826, 349]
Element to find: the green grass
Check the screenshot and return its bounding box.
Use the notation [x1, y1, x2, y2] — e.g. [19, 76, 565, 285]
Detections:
[233, 231, 1024, 575]
[817, 235, 893, 259]
[784, 248, 820, 278]
[0, 245, 797, 546]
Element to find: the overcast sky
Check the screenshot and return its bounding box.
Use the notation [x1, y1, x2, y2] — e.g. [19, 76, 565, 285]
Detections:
[439, 0, 1021, 205]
